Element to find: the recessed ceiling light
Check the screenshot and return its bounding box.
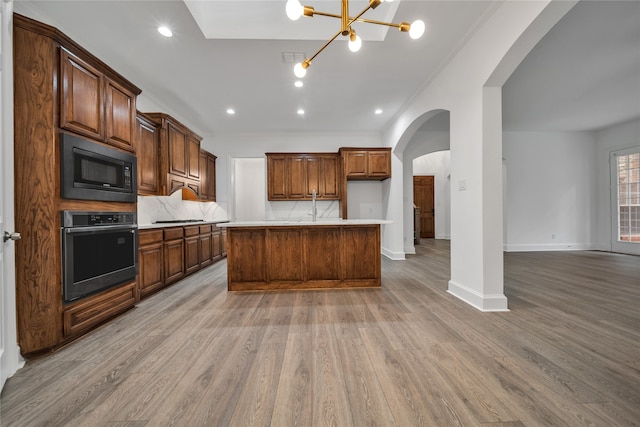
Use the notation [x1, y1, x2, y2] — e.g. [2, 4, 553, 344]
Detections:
[226, 108, 235, 115]
[157, 26, 173, 38]
[375, 109, 383, 115]
[294, 81, 303, 88]
[297, 109, 305, 115]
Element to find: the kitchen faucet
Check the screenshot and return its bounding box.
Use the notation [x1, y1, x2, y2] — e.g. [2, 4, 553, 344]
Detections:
[312, 189, 317, 222]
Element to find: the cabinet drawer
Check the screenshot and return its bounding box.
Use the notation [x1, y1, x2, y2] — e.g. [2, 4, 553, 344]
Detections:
[199, 224, 212, 234]
[139, 229, 163, 245]
[63, 281, 136, 337]
[184, 225, 200, 237]
[164, 227, 184, 240]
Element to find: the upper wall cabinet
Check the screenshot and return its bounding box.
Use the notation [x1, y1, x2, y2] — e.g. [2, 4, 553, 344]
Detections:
[266, 153, 341, 201]
[60, 49, 137, 152]
[339, 148, 391, 180]
[135, 112, 160, 195]
[199, 150, 217, 201]
[144, 113, 203, 197]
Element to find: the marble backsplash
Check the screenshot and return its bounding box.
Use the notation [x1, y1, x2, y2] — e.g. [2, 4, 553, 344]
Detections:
[138, 192, 341, 225]
[265, 199, 340, 221]
[138, 191, 229, 225]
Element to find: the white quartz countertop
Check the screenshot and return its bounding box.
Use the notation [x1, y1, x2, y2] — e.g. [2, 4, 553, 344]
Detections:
[218, 219, 392, 227]
[138, 220, 230, 230]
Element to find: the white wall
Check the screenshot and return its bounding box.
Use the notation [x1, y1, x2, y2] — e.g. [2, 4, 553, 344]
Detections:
[382, 1, 575, 311]
[595, 118, 640, 255]
[503, 131, 597, 251]
[233, 158, 265, 222]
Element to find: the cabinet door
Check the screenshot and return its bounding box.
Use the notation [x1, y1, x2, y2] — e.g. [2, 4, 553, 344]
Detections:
[206, 153, 217, 201]
[321, 155, 341, 199]
[184, 236, 200, 275]
[138, 242, 164, 298]
[367, 151, 391, 178]
[168, 123, 187, 177]
[212, 229, 222, 261]
[344, 151, 367, 177]
[60, 49, 104, 141]
[221, 229, 228, 257]
[267, 156, 288, 200]
[187, 135, 200, 180]
[105, 78, 135, 151]
[289, 156, 306, 199]
[164, 239, 184, 284]
[305, 156, 321, 198]
[199, 151, 208, 200]
[136, 114, 160, 195]
[199, 233, 212, 267]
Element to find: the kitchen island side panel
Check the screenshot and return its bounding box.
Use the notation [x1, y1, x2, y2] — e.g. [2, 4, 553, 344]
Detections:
[226, 224, 381, 291]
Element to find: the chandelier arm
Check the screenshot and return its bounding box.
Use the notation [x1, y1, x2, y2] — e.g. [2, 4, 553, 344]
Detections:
[306, 28, 344, 63]
[302, 10, 404, 30]
[353, 17, 403, 29]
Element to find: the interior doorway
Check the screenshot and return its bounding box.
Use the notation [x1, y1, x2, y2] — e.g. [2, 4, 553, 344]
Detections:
[232, 158, 266, 222]
[413, 175, 435, 239]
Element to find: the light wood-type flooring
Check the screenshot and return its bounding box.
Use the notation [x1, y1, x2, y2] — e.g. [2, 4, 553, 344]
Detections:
[1, 240, 639, 426]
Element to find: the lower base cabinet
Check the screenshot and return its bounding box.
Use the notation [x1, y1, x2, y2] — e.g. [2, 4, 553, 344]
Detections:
[138, 223, 227, 299]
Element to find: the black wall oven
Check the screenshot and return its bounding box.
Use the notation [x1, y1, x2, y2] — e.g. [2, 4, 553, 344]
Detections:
[60, 133, 137, 202]
[61, 211, 138, 304]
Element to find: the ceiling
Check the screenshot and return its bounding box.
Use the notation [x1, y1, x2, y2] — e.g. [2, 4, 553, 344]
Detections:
[13, 1, 640, 137]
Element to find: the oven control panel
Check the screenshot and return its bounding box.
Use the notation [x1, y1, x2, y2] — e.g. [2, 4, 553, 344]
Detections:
[61, 211, 136, 228]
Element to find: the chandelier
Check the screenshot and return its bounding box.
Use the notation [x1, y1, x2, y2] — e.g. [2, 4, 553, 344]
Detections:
[285, 0, 425, 78]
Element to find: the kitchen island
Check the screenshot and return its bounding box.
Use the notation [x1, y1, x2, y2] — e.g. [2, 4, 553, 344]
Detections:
[219, 220, 391, 291]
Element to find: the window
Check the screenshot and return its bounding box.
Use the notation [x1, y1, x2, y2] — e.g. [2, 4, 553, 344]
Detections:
[616, 151, 640, 242]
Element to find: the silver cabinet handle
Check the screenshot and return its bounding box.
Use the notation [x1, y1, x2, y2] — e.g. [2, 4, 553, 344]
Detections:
[3, 231, 22, 242]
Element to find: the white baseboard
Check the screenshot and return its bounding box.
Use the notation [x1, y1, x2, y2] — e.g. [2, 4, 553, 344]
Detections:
[447, 280, 509, 312]
[382, 247, 406, 260]
[504, 243, 596, 252]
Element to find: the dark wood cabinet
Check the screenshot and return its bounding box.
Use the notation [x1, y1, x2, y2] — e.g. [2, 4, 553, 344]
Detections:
[138, 223, 227, 299]
[199, 150, 217, 201]
[60, 49, 104, 141]
[339, 147, 392, 218]
[199, 225, 213, 268]
[226, 224, 381, 291]
[184, 225, 201, 275]
[135, 112, 160, 195]
[138, 230, 164, 298]
[188, 136, 201, 180]
[60, 49, 136, 151]
[266, 153, 341, 201]
[144, 113, 202, 196]
[14, 14, 141, 356]
[340, 148, 391, 180]
[105, 78, 136, 151]
[212, 226, 223, 261]
[163, 227, 185, 285]
[305, 154, 341, 198]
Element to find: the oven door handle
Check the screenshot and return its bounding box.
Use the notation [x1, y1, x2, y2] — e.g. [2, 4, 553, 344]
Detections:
[63, 225, 138, 234]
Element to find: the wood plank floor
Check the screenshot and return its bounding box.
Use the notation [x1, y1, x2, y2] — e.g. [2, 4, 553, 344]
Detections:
[1, 240, 639, 426]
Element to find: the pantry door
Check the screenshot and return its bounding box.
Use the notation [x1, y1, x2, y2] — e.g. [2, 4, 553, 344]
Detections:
[1, 1, 22, 391]
[413, 176, 435, 239]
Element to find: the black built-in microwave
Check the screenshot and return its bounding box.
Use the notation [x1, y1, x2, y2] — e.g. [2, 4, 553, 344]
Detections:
[60, 133, 137, 202]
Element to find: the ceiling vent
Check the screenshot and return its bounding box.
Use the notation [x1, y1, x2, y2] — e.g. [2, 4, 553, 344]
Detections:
[281, 52, 306, 64]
